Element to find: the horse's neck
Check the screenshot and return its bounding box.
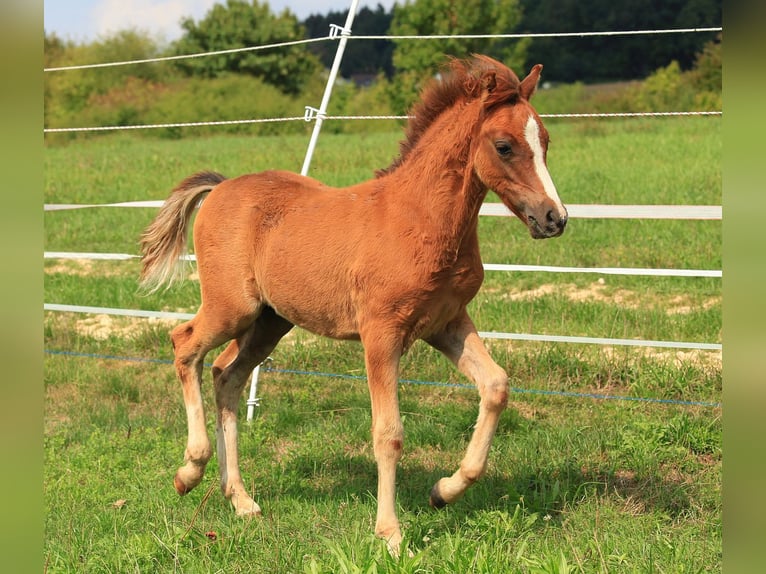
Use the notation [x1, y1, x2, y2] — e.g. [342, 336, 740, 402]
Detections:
[385, 101, 487, 249]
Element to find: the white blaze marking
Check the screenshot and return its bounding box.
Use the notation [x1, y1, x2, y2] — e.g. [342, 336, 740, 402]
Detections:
[524, 115, 565, 213]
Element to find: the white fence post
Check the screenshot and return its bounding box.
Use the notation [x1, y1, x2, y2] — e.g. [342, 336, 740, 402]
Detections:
[246, 363, 261, 421]
[247, 0, 362, 421]
[300, 0, 362, 177]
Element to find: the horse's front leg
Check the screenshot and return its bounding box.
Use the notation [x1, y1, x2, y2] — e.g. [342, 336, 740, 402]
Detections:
[362, 334, 404, 554]
[426, 311, 509, 507]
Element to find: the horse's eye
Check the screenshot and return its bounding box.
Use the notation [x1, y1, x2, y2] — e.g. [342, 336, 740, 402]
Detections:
[495, 141, 512, 157]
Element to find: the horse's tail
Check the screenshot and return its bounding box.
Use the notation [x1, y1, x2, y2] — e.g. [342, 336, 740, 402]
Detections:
[139, 171, 227, 293]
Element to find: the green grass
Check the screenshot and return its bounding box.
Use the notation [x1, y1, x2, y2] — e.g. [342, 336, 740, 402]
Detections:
[44, 117, 721, 572]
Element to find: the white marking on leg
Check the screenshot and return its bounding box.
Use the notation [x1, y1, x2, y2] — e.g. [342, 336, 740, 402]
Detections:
[524, 115, 565, 213]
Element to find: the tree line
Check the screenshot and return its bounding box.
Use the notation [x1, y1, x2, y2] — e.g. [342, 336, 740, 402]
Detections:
[44, 0, 721, 137]
[302, 0, 721, 83]
[47, 0, 721, 85]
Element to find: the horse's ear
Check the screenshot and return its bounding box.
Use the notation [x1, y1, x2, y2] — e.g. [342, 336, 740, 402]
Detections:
[519, 64, 543, 100]
[481, 71, 497, 94]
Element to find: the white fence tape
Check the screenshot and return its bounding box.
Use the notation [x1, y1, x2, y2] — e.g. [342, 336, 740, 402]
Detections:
[44, 251, 720, 278]
[481, 263, 720, 278]
[479, 203, 722, 219]
[478, 331, 721, 351]
[45, 200, 164, 211]
[44, 303, 194, 321]
[45, 251, 196, 262]
[44, 201, 722, 220]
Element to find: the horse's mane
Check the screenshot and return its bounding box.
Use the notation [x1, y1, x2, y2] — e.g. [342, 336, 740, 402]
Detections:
[377, 55, 522, 177]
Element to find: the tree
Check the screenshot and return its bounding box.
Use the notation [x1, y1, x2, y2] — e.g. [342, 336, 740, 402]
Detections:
[44, 30, 168, 130]
[388, 0, 528, 112]
[304, 4, 395, 79]
[518, 0, 722, 82]
[172, 0, 320, 95]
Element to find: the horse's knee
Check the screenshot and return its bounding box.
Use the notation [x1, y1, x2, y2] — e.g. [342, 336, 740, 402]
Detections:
[483, 374, 509, 411]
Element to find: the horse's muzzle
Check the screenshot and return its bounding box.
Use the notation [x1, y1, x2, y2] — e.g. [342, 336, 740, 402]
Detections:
[527, 208, 568, 239]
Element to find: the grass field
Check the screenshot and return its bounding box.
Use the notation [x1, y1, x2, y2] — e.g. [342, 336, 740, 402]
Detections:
[44, 116, 721, 572]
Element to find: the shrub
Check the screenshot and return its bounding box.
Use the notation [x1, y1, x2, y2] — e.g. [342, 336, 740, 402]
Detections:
[531, 35, 722, 117]
[324, 76, 399, 134]
[631, 60, 690, 112]
[144, 74, 310, 138]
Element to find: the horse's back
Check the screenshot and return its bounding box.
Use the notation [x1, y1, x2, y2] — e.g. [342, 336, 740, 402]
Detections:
[192, 170, 370, 338]
[200, 170, 325, 212]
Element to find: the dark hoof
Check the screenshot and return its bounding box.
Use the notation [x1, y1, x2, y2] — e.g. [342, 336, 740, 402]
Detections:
[429, 484, 448, 509]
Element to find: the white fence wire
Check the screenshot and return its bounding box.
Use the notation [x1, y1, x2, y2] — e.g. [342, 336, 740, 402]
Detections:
[44, 27, 722, 73]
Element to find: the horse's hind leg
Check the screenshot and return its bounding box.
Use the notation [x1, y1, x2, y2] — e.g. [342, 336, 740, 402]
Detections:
[171, 311, 236, 495]
[425, 310, 509, 507]
[212, 306, 293, 516]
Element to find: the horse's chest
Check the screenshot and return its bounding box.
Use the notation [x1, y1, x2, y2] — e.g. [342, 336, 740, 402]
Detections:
[392, 256, 483, 342]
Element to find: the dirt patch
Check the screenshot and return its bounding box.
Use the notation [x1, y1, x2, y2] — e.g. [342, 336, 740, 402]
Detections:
[601, 345, 722, 370]
[44, 383, 78, 433]
[75, 314, 181, 340]
[665, 294, 722, 315]
[508, 400, 542, 421]
[45, 258, 97, 276]
[502, 278, 720, 317]
[503, 279, 640, 309]
[45, 258, 131, 278]
[45, 257, 200, 282]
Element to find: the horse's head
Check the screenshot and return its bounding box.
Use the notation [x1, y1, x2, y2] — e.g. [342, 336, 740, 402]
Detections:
[472, 60, 567, 239]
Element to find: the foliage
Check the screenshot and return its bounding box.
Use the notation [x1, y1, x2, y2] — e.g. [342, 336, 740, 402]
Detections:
[45, 72, 397, 144]
[304, 5, 395, 79]
[628, 35, 722, 112]
[387, 0, 529, 113]
[43, 4, 722, 143]
[171, 0, 320, 95]
[529, 34, 721, 117]
[44, 30, 173, 130]
[519, 0, 722, 83]
[631, 60, 689, 111]
[140, 74, 311, 138]
[686, 33, 722, 108]
[322, 77, 399, 135]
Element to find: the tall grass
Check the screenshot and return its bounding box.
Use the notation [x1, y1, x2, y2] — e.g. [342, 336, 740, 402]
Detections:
[44, 116, 721, 572]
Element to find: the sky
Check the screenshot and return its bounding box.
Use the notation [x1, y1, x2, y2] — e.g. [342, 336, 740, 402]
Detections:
[44, 0, 397, 43]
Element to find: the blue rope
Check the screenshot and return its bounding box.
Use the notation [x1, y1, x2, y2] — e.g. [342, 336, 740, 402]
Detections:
[44, 349, 721, 408]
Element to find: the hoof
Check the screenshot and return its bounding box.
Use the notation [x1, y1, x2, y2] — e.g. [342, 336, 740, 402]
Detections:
[429, 483, 448, 509]
[376, 530, 403, 557]
[236, 506, 262, 517]
[232, 496, 263, 517]
[173, 473, 193, 495]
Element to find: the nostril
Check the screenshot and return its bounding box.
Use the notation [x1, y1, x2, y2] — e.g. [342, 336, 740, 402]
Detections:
[544, 209, 568, 233]
[545, 209, 555, 224]
[546, 209, 567, 227]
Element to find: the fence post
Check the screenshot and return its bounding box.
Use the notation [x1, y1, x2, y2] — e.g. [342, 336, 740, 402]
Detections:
[247, 0, 361, 422]
[300, 0, 362, 176]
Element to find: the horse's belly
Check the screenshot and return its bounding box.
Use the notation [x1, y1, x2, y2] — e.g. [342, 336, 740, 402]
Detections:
[261, 281, 361, 341]
[277, 306, 360, 341]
